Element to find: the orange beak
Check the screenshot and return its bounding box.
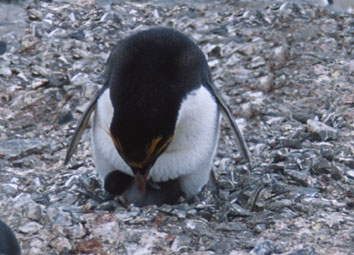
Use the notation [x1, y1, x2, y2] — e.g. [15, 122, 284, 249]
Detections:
[134, 172, 148, 195]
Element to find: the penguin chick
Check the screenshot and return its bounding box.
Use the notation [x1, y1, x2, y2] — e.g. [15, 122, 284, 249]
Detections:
[104, 170, 182, 206]
[65, 28, 250, 206]
[0, 219, 21, 255]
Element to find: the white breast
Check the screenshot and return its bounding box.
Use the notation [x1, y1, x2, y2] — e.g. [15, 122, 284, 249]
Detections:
[91, 85, 220, 197]
[91, 89, 133, 180]
[150, 86, 220, 196]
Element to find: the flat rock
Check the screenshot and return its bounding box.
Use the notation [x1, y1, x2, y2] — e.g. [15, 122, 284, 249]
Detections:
[249, 240, 274, 255]
[306, 119, 338, 141]
[0, 138, 47, 159]
[19, 221, 42, 234]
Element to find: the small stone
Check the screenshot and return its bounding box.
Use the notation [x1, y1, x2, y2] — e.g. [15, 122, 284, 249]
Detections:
[158, 204, 173, 213]
[28, 78, 49, 89]
[219, 190, 229, 200]
[346, 170, 354, 179]
[288, 246, 316, 255]
[19, 221, 42, 234]
[28, 9, 43, 20]
[320, 146, 334, 161]
[13, 193, 35, 208]
[235, 43, 256, 56]
[229, 203, 252, 217]
[216, 222, 246, 232]
[330, 165, 342, 180]
[50, 236, 72, 253]
[283, 138, 302, 149]
[0, 183, 18, 195]
[0, 66, 12, 77]
[47, 206, 73, 227]
[230, 251, 248, 255]
[241, 103, 255, 119]
[72, 48, 90, 59]
[64, 175, 80, 188]
[310, 158, 331, 175]
[253, 223, 267, 234]
[258, 75, 273, 92]
[174, 209, 187, 219]
[58, 110, 74, 125]
[284, 169, 308, 186]
[211, 25, 228, 36]
[249, 56, 266, 69]
[338, 158, 354, 169]
[0, 138, 47, 159]
[70, 73, 91, 87]
[293, 112, 314, 124]
[91, 221, 120, 244]
[95, 200, 118, 212]
[75, 240, 101, 254]
[26, 204, 43, 221]
[218, 179, 235, 190]
[69, 30, 85, 40]
[307, 119, 338, 141]
[186, 209, 197, 217]
[115, 209, 141, 222]
[295, 187, 320, 197]
[272, 45, 287, 63]
[269, 199, 293, 211]
[320, 19, 338, 34]
[66, 224, 87, 239]
[28, 238, 46, 255]
[31, 65, 50, 77]
[249, 240, 275, 255]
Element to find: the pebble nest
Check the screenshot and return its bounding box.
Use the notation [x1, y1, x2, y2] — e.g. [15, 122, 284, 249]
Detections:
[0, 0, 353, 254]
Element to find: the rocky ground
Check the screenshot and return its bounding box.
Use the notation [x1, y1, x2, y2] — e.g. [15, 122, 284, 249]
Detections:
[0, 0, 353, 254]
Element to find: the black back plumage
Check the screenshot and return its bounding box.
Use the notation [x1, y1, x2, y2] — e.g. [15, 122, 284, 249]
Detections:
[107, 28, 210, 165]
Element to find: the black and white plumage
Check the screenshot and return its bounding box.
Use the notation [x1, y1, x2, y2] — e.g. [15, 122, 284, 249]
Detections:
[0, 219, 21, 255]
[65, 28, 250, 206]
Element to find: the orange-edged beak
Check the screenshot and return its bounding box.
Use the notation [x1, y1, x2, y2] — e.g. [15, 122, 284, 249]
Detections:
[134, 171, 148, 195]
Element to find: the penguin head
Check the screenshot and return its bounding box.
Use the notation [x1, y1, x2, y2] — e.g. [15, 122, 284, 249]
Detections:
[109, 106, 175, 194]
[105, 28, 208, 194]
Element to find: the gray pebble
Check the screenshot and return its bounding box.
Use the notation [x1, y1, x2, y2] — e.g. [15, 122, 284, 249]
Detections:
[19, 222, 42, 234]
[307, 119, 338, 141]
[0, 139, 47, 159]
[249, 240, 275, 255]
[49, 236, 72, 253]
[288, 246, 316, 255]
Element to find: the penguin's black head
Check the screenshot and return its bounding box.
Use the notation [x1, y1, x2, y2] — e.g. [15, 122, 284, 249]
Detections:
[107, 28, 208, 194]
[109, 106, 176, 194]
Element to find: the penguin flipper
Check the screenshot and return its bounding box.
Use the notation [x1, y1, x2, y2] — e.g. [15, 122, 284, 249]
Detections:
[206, 80, 251, 164]
[64, 86, 106, 165]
